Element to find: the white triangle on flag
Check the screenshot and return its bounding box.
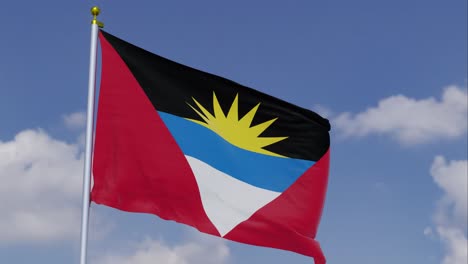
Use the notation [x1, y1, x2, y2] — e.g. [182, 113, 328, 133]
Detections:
[185, 156, 281, 237]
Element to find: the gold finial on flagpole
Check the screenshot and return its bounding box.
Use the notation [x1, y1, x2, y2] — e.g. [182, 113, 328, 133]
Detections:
[91, 6, 104, 28]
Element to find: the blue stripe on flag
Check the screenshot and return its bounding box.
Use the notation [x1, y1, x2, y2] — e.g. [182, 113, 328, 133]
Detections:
[158, 112, 314, 192]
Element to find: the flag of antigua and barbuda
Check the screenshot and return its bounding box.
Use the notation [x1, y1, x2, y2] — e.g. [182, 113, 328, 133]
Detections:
[92, 30, 331, 264]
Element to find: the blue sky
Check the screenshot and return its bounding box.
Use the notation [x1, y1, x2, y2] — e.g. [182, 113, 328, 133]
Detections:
[0, 1, 466, 264]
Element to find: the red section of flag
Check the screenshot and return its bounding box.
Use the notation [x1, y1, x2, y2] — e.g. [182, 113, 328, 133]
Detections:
[224, 150, 330, 264]
[92, 31, 330, 263]
[91, 32, 219, 236]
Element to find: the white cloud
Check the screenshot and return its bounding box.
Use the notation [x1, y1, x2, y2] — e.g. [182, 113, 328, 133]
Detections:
[334, 85, 467, 144]
[430, 156, 467, 264]
[424, 227, 434, 238]
[312, 104, 333, 119]
[437, 227, 468, 264]
[0, 129, 84, 243]
[431, 156, 468, 227]
[63, 111, 87, 130]
[63, 111, 87, 148]
[94, 236, 230, 264]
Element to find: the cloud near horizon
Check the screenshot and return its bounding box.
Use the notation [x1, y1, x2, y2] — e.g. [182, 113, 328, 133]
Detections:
[63, 111, 87, 130]
[94, 235, 230, 264]
[430, 156, 467, 264]
[334, 85, 467, 144]
[0, 129, 84, 243]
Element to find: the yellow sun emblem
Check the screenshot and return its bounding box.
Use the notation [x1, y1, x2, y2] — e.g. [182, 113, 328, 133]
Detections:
[186, 92, 288, 157]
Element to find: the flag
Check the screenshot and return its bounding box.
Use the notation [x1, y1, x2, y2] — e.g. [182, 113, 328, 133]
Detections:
[92, 30, 331, 264]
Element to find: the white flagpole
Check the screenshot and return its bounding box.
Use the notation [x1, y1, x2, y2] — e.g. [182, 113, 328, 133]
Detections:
[79, 6, 103, 264]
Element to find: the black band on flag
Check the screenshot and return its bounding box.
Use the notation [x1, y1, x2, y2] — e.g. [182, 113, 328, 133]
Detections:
[100, 30, 330, 162]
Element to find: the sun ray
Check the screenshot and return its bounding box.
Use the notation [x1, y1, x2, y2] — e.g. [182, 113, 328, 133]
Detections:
[186, 92, 288, 157]
[226, 94, 239, 122]
[191, 97, 215, 121]
[249, 118, 278, 137]
[255, 136, 289, 148]
[186, 102, 210, 124]
[212, 92, 225, 119]
[238, 103, 260, 128]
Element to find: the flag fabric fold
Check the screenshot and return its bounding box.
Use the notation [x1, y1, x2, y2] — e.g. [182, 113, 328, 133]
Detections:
[92, 30, 331, 264]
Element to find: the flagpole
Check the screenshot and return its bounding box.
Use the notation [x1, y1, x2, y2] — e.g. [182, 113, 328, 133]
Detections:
[79, 6, 103, 264]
